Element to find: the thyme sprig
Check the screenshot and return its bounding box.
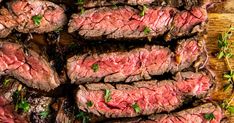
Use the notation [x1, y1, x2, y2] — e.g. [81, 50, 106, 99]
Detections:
[217, 26, 234, 115]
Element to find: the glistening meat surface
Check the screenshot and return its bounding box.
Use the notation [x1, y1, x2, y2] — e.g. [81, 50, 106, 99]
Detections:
[0, 7, 17, 38]
[80, 0, 219, 9]
[68, 6, 207, 41]
[67, 38, 206, 84]
[7, 0, 66, 34]
[142, 103, 223, 123]
[0, 41, 60, 91]
[76, 71, 212, 118]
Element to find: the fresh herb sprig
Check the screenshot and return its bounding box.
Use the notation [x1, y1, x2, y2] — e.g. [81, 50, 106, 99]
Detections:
[204, 113, 215, 120]
[12, 88, 30, 113]
[76, 111, 90, 123]
[104, 89, 112, 102]
[140, 5, 147, 16]
[217, 26, 234, 115]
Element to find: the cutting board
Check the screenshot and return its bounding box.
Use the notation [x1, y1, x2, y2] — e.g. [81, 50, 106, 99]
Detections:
[207, 0, 234, 121]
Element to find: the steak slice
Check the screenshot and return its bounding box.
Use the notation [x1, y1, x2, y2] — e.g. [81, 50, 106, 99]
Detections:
[80, 0, 219, 9]
[0, 41, 60, 91]
[68, 6, 207, 41]
[67, 38, 206, 84]
[6, 0, 66, 34]
[142, 103, 223, 123]
[76, 71, 212, 118]
[0, 7, 17, 38]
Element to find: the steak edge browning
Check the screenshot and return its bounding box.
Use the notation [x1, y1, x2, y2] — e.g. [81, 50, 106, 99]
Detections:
[0, 41, 60, 91]
[142, 103, 223, 123]
[80, 0, 220, 9]
[68, 6, 207, 41]
[76, 71, 212, 118]
[0, 0, 67, 38]
[67, 38, 206, 84]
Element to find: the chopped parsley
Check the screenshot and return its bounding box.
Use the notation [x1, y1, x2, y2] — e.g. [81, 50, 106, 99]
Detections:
[40, 110, 49, 119]
[80, 7, 85, 14]
[140, 5, 147, 16]
[204, 113, 215, 120]
[143, 26, 151, 35]
[227, 106, 234, 114]
[86, 101, 93, 107]
[12, 89, 30, 113]
[91, 63, 99, 72]
[76, 111, 90, 123]
[3, 79, 10, 86]
[132, 103, 141, 113]
[104, 89, 112, 102]
[32, 15, 43, 26]
[77, 0, 84, 5]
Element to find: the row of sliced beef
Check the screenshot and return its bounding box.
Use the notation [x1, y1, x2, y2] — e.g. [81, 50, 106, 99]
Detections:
[0, 40, 60, 91]
[0, 0, 66, 38]
[68, 6, 207, 41]
[76, 71, 213, 118]
[79, 0, 221, 9]
[67, 37, 207, 84]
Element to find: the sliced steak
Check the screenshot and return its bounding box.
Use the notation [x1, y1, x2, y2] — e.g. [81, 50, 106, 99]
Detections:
[67, 38, 206, 84]
[7, 0, 66, 34]
[0, 7, 17, 38]
[80, 0, 218, 9]
[76, 71, 212, 118]
[0, 41, 60, 91]
[142, 103, 223, 123]
[68, 6, 207, 41]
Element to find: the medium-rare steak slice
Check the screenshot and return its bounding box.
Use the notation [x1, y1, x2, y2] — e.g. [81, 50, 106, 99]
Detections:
[80, 0, 218, 9]
[6, 0, 66, 34]
[142, 103, 223, 123]
[0, 7, 17, 38]
[67, 38, 206, 84]
[68, 6, 207, 41]
[0, 41, 60, 91]
[76, 71, 212, 118]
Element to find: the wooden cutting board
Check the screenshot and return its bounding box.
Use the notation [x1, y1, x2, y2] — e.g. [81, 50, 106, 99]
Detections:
[207, 0, 234, 121]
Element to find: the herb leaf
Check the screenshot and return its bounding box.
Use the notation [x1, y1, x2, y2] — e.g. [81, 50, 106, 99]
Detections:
[204, 113, 215, 120]
[76, 111, 90, 123]
[18, 99, 30, 112]
[86, 101, 93, 107]
[227, 106, 234, 114]
[80, 7, 85, 14]
[132, 103, 141, 113]
[140, 5, 147, 16]
[32, 15, 43, 26]
[77, 0, 84, 5]
[91, 63, 99, 72]
[104, 89, 112, 102]
[143, 26, 151, 35]
[3, 79, 10, 86]
[40, 111, 49, 119]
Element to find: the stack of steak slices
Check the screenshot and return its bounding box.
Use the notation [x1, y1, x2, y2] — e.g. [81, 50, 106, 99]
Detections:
[69, 0, 224, 122]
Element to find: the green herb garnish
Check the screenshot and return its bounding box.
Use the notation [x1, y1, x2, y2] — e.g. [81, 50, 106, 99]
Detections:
[77, 0, 84, 5]
[104, 89, 112, 102]
[91, 63, 99, 72]
[217, 26, 234, 116]
[132, 103, 141, 113]
[3, 79, 10, 86]
[140, 5, 147, 16]
[32, 15, 43, 26]
[143, 26, 151, 35]
[204, 113, 215, 120]
[80, 7, 85, 14]
[76, 111, 90, 123]
[86, 101, 93, 107]
[12, 89, 30, 113]
[40, 110, 49, 119]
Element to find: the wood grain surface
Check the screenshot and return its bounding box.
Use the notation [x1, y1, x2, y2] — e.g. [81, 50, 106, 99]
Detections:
[207, 0, 234, 122]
